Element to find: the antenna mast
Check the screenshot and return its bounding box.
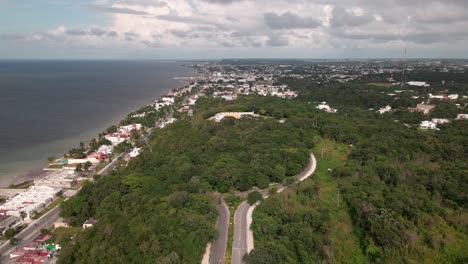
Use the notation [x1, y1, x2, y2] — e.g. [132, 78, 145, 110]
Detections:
[401, 47, 407, 88]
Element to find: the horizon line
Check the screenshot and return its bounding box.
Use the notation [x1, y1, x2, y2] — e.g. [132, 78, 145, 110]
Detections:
[1, 57, 468, 61]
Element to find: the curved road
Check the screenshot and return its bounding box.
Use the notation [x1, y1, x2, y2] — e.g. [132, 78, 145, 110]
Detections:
[231, 154, 317, 264]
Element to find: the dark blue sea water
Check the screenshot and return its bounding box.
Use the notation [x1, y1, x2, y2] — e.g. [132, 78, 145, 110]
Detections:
[0, 60, 194, 186]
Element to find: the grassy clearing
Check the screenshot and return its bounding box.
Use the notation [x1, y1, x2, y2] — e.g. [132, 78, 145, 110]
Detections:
[312, 138, 366, 264]
[52, 226, 81, 244]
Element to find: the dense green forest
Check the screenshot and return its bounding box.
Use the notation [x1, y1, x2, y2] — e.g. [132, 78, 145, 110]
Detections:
[56, 79, 466, 263]
[57, 96, 313, 263]
[247, 83, 467, 263]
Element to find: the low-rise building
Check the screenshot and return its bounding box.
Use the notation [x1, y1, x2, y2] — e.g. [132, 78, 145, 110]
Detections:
[131, 112, 146, 118]
[155, 101, 173, 110]
[377, 105, 392, 114]
[221, 94, 238, 101]
[431, 118, 450, 124]
[316, 102, 338, 113]
[83, 218, 97, 229]
[10, 234, 54, 262]
[428, 93, 447, 100]
[104, 134, 126, 146]
[210, 112, 259, 122]
[0, 186, 61, 220]
[129, 147, 141, 159]
[456, 113, 468, 120]
[34, 170, 78, 189]
[420, 121, 438, 130]
[118, 124, 142, 137]
[157, 117, 177, 128]
[407, 81, 430, 87]
[411, 103, 436, 115]
[97, 145, 113, 155]
[161, 96, 175, 103]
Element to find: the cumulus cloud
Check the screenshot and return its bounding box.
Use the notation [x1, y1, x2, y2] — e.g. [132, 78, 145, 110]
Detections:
[90, 5, 151, 15]
[2, 0, 468, 57]
[200, 0, 247, 4]
[64, 28, 118, 37]
[330, 7, 374, 28]
[266, 35, 289, 46]
[264, 12, 321, 29]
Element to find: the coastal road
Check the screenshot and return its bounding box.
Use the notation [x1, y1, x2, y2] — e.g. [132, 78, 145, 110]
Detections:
[98, 153, 123, 176]
[231, 154, 317, 264]
[0, 112, 165, 261]
[0, 206, 60, 262]
[207, 199, 230, 264]
[0, 152, 123, 261]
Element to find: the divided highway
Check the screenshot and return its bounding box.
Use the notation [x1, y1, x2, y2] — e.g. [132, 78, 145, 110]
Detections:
[231, 154, 317, 264]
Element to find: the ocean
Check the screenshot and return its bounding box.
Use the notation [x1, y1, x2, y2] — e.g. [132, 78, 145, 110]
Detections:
[0, 60, 195, 186]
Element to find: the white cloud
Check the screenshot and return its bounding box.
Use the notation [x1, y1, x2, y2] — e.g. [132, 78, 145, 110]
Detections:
[2, 0, 468, 58]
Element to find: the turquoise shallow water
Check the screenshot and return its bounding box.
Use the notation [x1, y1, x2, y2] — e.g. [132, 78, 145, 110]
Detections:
[0, 60, 194, 186]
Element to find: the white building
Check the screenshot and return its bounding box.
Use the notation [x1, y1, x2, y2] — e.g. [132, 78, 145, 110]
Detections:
[104, 134, 126, 146]
[161, 96, 175, 103]
[431, 118, 450, 125]
[97, 145, 113, 155]
[129, 147, 142, 158]
[221, 94, 238, 101]
[155, 101, 172, 110]
[131, 112, 146, 118]
[83, 218, 97, 229]
[210, 112, 259, 122]
[118, 124, 142, 136]
[316, 102, 337, 113]
[428, 94, 447, 100]
[407, 81, 430, 87]
[157, 117, 177, 128]
[188, 98, 197, 105]
[420, 121, 438, 130]
[377, 105, 392, 114]
[34, 170, 78, 189]
[456, 113, 468, 120]
[448, 94, 459, 100]
[0, 186, 61, 220]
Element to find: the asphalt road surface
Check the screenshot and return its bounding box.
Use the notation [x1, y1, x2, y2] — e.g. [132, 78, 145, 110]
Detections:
[0, 206, 60, 262]
[231, 201, 251, 264]
[0, 118, 163, 262]
[208, 199, 230, 264]
[231, 154, 317, 264]
[0, 152, 122, 262]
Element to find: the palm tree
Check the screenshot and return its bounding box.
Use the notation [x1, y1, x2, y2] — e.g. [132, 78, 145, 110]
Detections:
[19, 211, 27, 221]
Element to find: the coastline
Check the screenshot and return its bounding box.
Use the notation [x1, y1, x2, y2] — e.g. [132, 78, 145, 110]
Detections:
[0, 73, 195, 188]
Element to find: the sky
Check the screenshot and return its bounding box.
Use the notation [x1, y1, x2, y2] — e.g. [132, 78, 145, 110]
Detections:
[1, 0, 467, 59]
